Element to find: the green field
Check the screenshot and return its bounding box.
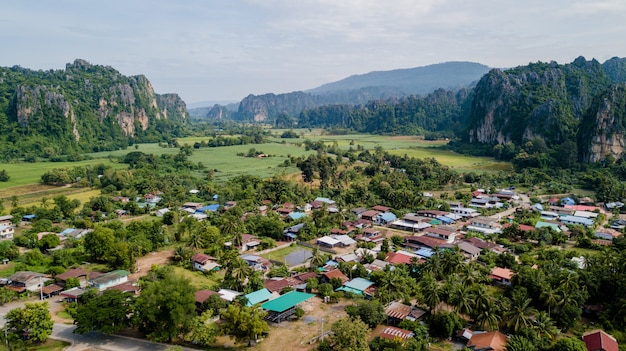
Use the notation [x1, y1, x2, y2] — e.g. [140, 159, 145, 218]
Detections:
[0, 132, 510, 193]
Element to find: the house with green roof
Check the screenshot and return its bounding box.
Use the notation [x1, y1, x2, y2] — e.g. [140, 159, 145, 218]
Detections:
[337, 277, 376, 298]
[89, 270, 129, 291]
[244, 288, 275, 306]
[535, 221, 562, 233]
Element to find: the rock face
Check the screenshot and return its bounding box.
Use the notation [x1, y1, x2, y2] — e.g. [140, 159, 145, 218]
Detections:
[578, 84, 626, 162]
[467, 58, 609, 146]
[237, 92, 318, 121]
[1, 59, 187, 155]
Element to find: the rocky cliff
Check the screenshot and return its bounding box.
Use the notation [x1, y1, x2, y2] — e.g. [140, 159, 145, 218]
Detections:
[467, 57, 609, 146]
[236, 92, 319, 121]
[0, 59, 187, 158]
[578, 83, 626, 162]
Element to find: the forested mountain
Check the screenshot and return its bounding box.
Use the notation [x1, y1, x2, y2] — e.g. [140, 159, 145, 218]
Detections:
[307, 61, 490, 95]
[298, 88, 472, 136]
[206, 62, 489, 122]
[465, 56, 626, 162]
[0, 59, 188, 160]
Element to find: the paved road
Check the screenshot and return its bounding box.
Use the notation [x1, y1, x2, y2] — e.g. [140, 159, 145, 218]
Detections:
[51, 324, 197, 351]
[0, 300, 197, 351]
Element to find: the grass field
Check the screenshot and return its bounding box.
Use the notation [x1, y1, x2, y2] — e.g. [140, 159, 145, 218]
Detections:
[0, 132, 509, 201]
[171, 266, 222, 289]
[260, 244, 311, 264]
[0, 340, 70, 351]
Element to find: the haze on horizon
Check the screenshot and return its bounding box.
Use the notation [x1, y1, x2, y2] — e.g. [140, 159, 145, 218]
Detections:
[1, 0, 625, 104]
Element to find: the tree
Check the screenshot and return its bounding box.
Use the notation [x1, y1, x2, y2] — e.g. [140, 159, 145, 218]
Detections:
[5, 302, 54, 345]
[0, 169, 9, 182]
[330, 317, 370, 351]
[38, 233, 61, 251]
[186, 310, 219, 347]
[134, 269, 197, 342]
[549, 337, 587, 351]
[428, 311, 464, 339]
[505, 335, 536, 351]
[220, 304, 269, 346]
[346, 300, 386, 328]
[504, 290, 537, 333]
[74, 290, 133, 335]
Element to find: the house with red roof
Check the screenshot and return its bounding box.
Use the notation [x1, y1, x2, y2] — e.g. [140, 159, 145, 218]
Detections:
[582, 330, 619, 351]
[379, 326, 414, 342]
[191, 253, 220, 272]
[466, 330, 507, 351]
[320, 269, 349, 285]
[490, 267, 514, 285]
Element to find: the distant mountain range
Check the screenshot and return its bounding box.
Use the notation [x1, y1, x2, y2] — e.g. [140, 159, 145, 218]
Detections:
[307, 61, 491, 96]
[190, 61, 491, 121]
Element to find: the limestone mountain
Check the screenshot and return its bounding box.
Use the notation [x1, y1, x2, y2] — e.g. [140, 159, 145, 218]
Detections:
[212, 62, 489, 122]
[0, 59, 187, 160]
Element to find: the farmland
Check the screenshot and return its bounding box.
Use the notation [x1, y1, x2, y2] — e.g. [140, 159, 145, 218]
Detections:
[0, 132, 510, 202]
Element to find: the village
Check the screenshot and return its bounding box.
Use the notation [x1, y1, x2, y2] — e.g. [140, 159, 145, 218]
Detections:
[0, 184, 621, 351]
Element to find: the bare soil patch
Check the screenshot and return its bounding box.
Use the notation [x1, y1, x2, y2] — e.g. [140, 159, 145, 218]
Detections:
[129, 249, 174, 280]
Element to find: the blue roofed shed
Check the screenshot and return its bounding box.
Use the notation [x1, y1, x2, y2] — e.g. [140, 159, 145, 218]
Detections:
[415, 247, 435, 258]
[436, 215, 454, 224]
[244, 288, 274, 306]
[535, 221, 562, 233]
[560, 197, 575, 206]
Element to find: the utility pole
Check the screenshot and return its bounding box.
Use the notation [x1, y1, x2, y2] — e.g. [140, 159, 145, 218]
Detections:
[320, 317, 325, 341]
[39, 276, 43, 300]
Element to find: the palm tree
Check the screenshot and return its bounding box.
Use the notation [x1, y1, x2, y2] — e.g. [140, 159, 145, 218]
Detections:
[505, 335, 536, 351]
[309, 246, 326, 267]
[418, 272, 441, 312]
[504, 293, 537, 333]
[533, 311, 558, 341]
[188, 231, 206, 249]
[540, 285, 559, 316]
[232, 258, 252, 290]
[448, 281, 474, 317]
[474, 298, 502, 331]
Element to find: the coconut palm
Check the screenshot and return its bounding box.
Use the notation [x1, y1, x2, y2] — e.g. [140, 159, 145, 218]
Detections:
[533, 311, 559, 341]
[309, 246, 326, 268]
[504, 293, 537, 333]
[418, 272, 441, 312]
[505, 335, 536, 351]
[474, 297, 502, 331]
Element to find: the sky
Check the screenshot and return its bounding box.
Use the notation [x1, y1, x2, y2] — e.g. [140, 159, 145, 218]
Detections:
[1, 0, 626, 105]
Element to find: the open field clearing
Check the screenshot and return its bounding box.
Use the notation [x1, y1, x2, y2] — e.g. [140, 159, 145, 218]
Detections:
[0, 159, 125, 189]
[387, 147, 512, 172]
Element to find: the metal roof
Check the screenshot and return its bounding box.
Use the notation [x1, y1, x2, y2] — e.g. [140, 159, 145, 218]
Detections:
[244, 288, 273, 306]
[343, 277, 374, 291]
[261, 291, 314, 312]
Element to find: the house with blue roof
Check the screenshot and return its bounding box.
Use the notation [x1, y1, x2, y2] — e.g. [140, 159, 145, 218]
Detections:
[197, 204, 220, 213]
[244, 288, 275, 306]
[560, 197, 575, 206]
[559, 215, 594, 228]
[535, 221, 562, 233]
[376, 212, 397, 225]
[415, 247, 435, 259]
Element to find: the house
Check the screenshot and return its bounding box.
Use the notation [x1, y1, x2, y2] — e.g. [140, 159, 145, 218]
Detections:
[335, 253, 360, 263]
[582, 329, 619, 351]
[594, 228, 622, 241]
[450, 207, 479, 218]
[194, 289, 220, 307]
[385, 301, 426, 325]
[358, 227, 384, 242]
[376, 212, 397, 225]
[540, 211, 560, 220]
[535, 221, 562, 233]
[314, 197, 336, 205]
[0, 215, 13, 226]
[466, 217, 502, 235]
[0, 225, 14, 240]
[404, 235, 448, 250]
[386, 251, 418, 265]
[316, 236, 341, 248]
[192, 253, 220, 272]
[155, 208, 170, 217]
[217, 288, 241, 302]
[197, 204, 220, 213]
[490, 267, 514, 285]
[41, 284, 64, 299]
[337, 277, 376, 297]
[8, 271, 50, 292]
[144, 194, 162, 204]
[360, 210, 381, 221]
[89, 270, 129, 291]
[466, 330, 508, 351]
[379, 326, 415, 342]
[351, 207, 368, 217]
[60, 287, 88, 302]
[243, 288, 275, 306]
[56, 268, 89, 288]
[560, 197, 576, 206]
[288, 212, 307, 221]
[464, 237, 506, 254]
[610, 219, 626, 230]
[574, 210, 599, 219]
[284, 223, 305, 241]
[559, 215, 594, 228]
[423, 227, 456, 243]
[181, 202, 203, 211]
[235, 234, 261, 252]
[320, 269, 349, 285]
[450, 242, 482, 261]
[416, 210, 448, 218]
[240, 254, 270, 271]
[372, 205, 391, 213]
[330, 235, 356, 247]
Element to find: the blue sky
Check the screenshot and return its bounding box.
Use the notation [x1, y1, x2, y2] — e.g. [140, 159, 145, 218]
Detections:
[1, 0, 625, 104]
